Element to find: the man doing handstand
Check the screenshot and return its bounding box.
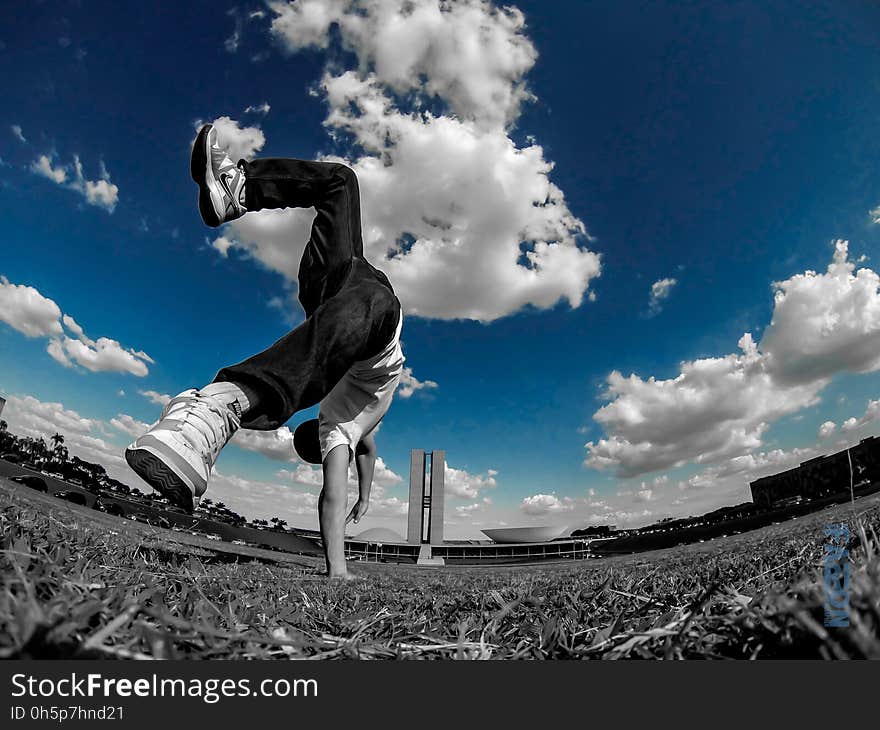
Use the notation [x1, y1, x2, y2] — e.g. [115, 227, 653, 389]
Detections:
[125, 124, 404, 579]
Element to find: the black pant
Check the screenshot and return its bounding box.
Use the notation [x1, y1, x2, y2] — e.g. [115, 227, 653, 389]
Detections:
[213, 159, 401, 430]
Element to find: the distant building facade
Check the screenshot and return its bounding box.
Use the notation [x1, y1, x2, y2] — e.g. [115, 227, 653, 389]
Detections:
[750, 436, 880, 509]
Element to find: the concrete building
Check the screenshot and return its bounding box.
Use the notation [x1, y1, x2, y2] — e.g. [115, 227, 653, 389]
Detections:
[750, 436, 880, 508]
[342, 448, 595, 566]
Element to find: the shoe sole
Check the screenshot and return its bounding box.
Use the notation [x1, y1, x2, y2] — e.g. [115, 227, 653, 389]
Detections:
[125, 446, 195, 513]
[191, 124, 224, 228]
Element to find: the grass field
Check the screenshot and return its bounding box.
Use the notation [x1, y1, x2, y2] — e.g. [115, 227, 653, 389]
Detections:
[2, 479, 879, 659]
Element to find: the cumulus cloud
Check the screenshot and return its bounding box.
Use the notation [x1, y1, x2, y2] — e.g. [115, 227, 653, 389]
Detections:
[841, 399, 880, 433]
[29, 153, 119, 212]
[818, 420, 837, 439]
[0, 276, 64, 338]
[213, 0, 600, 322]
[230, 426, 298, 462]
[647, 277, 677, 316]
[444, 464, 497, 499]
[0, 277, 151, 376]
[139, 390, 171, 407]
[270, 0, 537, 128]
[194, 116, 265, 163]
[587, 241, 880, 478]
[48, 329, 153, 377]
[11, 124, 26, 143]
[109, 413, 150, 439]
[760, 241, 880, 385]
[586, 333, 822, 477]
[454, 502, 484, 519]
[397, 366, 438, 398]
[870, 205, 880, 225]
[520, 493, 573, 516]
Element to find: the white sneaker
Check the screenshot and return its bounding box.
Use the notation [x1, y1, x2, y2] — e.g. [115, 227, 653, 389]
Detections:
[124, 389, 240, 512]
[191, 123, 247, 227]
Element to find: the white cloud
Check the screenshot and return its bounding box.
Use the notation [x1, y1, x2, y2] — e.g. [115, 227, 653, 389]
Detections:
[1, 277, 150, 376]
[61, 314, 84, 338]
[11, 124, 26, 143]
[139, 390, 171, 407]
[213, 1, 600, 322]
[841, 399, 880, 433]
[585, 332, 822, 477]
[648, 277, 677, 315]
[49, 333, 152, 377]
[587, 242, 880, 478]
[870, 205, 880, 225]
[230, 426, 298, 462]
[29, 153, 119, 212]
[0, 276, 64, 338]
[444, 463, 497, 499]
[397, 366, 438, 398]
[110, 414, 150, 439]
[454, 502, 483, 518]
[243, 102, 271, 115]
[520, 493, 573, 516]
[269, 0, 537, 129]
[818, 420, 837, 439]
[760, 240, 880, 385]
[194, 116, 265, 163]
[4, 394, 95, 436]
[31, 154, 67, 184]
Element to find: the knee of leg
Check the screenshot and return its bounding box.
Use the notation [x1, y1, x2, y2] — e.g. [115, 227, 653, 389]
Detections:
[334, 163, 358, 189]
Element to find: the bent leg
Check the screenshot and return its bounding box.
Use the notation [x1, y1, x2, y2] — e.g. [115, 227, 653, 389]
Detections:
[241, 158, 363, 268]
[212, 279, 400, 430]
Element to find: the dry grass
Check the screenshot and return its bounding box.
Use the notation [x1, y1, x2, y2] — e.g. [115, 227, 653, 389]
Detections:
[1, 485, 879, 659]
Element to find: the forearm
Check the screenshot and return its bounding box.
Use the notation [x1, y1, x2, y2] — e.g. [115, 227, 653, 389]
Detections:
[355, 451, 375, 500]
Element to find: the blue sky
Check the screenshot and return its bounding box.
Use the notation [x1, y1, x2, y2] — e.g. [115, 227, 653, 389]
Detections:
[2, 0, 880, 538]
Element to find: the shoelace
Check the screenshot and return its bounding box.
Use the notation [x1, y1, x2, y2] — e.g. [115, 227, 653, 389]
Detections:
[161, 392, 240, 466]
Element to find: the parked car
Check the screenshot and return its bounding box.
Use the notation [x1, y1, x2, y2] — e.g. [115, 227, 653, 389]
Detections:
[54, 490, 87, 506]
[10, 475, 48, 492]
[93, 498, 126, 517]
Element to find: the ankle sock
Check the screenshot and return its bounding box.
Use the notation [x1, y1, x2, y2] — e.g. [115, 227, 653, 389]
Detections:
[200, 382, 251, 419]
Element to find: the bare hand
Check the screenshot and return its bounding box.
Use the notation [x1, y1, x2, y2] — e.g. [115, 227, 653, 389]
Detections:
[346, 498, 369, 524]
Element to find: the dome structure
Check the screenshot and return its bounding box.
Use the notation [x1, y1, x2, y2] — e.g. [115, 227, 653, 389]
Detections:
[353, 527, 406, 544]
[482, 526, 567, 544]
